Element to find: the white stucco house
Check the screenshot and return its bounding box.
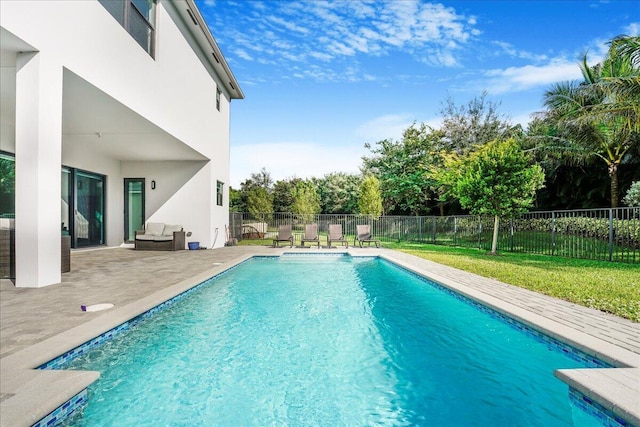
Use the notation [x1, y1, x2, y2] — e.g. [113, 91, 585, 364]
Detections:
[0, 0, 243, 287]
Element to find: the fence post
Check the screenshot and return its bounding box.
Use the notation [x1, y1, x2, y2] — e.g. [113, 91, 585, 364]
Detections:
[478, 217, 482, 249]
[551, 211, 556, 256]
[454, 217, 458, 246]
[432, 217, 437, 243]
[609, 208, 614, 262]
[510, 218, 514, 252]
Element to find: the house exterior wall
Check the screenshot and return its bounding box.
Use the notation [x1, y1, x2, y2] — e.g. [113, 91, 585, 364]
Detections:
[0, 0, 240, 287]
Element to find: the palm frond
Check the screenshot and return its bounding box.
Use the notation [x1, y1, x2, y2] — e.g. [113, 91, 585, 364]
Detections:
[610, 35, 640, 68]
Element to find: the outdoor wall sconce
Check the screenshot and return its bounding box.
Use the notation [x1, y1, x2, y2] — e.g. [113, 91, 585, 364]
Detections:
[151, 180, 156, 190]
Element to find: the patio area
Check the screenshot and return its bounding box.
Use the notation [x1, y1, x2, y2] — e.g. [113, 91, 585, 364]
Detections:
[1, 245, 638, 426]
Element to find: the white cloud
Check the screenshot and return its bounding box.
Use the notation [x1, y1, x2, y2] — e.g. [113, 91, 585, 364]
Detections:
[266, 15, 310, 35]
[272, 40, 295, 50]
[208, 0, 478, 83]
[355, 114, 416, 142]
[511, 110, 537, 128]
[624, 22, 640, 36]
[482, 59, 583, 94]
[422, 116, 443, 130]
[309, 51, 334, 61]
[230, 142, 367, 187]
[328, 41, 356, 56]
[492, 41, 548, 62]
[353, 114, 444, 144]
[424, 50, 458, 67]
[476, 29, 628, 95]
[234, 49, 253, 61]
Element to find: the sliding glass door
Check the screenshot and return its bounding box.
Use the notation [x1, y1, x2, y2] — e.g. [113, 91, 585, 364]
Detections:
[124, 178, 145, 243]
[75, 171, 105, 247]
[61, 168, 106, 248]
[61, 168, 72, 237]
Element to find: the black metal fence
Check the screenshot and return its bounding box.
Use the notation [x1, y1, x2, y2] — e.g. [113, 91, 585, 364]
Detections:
[229, 207, 640, 264]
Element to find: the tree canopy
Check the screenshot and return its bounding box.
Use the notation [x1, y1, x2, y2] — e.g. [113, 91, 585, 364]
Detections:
[439, 91, 515, 154]
[362, 123, 441, 215]
[290, 180, 321, 216]
[358, 175, 383, 217]
[438, 138, 545, 254]
[541, 35, 640, 207]
[246, 186, 273, 219]
[315, 173, 361, 214]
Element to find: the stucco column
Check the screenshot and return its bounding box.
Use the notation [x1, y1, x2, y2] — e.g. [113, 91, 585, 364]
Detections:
[14, 51, 63, 288]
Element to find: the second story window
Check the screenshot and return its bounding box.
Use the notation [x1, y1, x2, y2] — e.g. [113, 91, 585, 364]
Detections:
[216, 87, 221, 111]
[99, 0, 156, 57]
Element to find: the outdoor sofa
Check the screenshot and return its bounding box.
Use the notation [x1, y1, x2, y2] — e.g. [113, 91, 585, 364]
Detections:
[135, 222, 185, 251]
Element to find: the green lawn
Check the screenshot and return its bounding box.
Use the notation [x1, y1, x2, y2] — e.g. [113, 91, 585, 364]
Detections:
[385, 242, 639, 322]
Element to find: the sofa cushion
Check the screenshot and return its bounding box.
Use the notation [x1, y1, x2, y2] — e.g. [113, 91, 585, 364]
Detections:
[136, 234, 173, 242]
[135, 234, 155, 241]
[151, 235, 173, 242]
[162, 224, 183, 236]
[145, 222, 165, 236]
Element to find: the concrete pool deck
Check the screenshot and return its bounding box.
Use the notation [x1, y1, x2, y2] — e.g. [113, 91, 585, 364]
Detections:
[0, 246, 638, 426]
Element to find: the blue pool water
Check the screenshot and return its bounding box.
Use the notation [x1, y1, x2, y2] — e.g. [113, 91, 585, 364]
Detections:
[59, 255, 605, 426]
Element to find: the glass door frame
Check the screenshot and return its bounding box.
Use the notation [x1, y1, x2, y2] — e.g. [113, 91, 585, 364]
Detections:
[62, 167, 106, 248]
[61, 167, 74, 242]
[124, 178, 145, 243]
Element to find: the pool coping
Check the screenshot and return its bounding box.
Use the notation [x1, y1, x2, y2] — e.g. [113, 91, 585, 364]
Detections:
[1, 248, 638, 426]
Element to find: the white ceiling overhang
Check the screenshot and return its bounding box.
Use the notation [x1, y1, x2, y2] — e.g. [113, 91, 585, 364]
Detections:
[2, 27, 209, 162]
[62, 68, 208, 162]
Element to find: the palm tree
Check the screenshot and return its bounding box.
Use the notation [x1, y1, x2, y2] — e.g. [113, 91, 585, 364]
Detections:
[542, 36, 640, 207]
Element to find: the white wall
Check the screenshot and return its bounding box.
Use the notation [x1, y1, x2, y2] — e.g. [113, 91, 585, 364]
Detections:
[0, 62, 16, 152]
[121, 160, 215, 247]
[1, 0, 232, 167]
[1, 0, 235, 285]
[62, 143, 122, 247]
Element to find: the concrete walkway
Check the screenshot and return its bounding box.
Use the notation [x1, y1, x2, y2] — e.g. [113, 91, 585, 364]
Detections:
[1, 246, 638, 426]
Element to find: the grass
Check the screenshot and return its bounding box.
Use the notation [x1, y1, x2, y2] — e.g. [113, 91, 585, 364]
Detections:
[429, 231, 639, 263]
[384, 242, 640, 322]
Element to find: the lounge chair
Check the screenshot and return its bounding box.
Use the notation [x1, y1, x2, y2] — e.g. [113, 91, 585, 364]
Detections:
[355, 224, 380, 248]
[300, 224, 320, 248]
[327, 224, 348, 248]
[273, 224, 293, 247]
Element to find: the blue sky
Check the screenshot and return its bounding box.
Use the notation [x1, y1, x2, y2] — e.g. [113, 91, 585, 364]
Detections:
[195, 0, 639, 188]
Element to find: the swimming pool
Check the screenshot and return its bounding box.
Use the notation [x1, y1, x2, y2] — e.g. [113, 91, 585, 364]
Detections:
[53, 255, 608, 426]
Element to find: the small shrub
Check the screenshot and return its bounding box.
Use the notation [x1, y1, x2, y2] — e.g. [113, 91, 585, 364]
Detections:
[623, 181, 640, 207]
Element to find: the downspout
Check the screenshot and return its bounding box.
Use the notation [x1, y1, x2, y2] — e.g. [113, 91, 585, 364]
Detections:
[209, 227, 219, 249]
